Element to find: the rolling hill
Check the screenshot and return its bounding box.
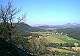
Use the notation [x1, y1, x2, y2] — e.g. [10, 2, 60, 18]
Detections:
[56, 27, 80, 40]
[15, 22, 44, 34]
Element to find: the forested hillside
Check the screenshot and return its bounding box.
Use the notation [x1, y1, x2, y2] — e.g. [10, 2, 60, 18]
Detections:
[56, 27, 80, 40]
[15, 22, 44, 34]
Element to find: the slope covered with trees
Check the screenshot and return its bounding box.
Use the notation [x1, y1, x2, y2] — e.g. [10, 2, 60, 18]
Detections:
[56, 27, 80, 40]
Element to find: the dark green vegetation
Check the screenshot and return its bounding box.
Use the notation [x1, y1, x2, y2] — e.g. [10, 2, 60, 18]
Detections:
[56, 27, 80, 40]
[15, 22, 44, 34]
[0, 38, 31, 56]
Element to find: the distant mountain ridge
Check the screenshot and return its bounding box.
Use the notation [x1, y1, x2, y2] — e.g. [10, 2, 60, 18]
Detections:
[35, 23, 80, 30]
[15, 22, 80, 33]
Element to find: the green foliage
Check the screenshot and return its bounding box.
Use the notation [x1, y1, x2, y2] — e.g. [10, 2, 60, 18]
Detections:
[28, 37, 48, 55]
[0, 38, 28, 56]
[57, 28, 80, 40]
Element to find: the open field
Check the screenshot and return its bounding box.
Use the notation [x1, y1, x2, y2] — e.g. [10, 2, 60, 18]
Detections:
[27, 32, 80, 55]
[31, 32, 80, 44]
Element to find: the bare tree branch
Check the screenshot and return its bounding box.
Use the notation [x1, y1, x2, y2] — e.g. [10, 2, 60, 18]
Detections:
[0, 1, 26, 42]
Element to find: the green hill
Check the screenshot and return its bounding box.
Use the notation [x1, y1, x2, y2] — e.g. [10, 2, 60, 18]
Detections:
[56, 27, 80, 40]
[15, 22, 44, 34]
[46, 35, 79, 44]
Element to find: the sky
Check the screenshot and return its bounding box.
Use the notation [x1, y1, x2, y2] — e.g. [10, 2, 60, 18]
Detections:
[0, 0, 80, 26]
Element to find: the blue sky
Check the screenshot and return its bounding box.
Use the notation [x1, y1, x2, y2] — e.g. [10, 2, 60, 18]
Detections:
[1, 0, 80, 26]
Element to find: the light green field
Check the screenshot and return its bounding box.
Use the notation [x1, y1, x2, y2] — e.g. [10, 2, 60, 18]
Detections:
[31, 32, 80, 44]
[46, 36, 66, 43]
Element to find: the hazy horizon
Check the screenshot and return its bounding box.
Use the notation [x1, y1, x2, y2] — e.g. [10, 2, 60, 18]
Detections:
[1, 0, 80, 26]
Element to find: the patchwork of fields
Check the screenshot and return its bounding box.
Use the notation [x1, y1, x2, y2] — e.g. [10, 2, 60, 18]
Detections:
[27, 32, 80, 55]
[31, 32, 80, 44]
